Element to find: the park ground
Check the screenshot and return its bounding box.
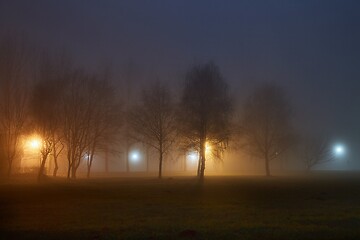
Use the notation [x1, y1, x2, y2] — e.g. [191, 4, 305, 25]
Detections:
[1, 172, 360, 239]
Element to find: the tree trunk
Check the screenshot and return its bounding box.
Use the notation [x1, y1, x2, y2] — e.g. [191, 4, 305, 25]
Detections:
[70, 156, 77, 179]
[125, 144, 130, 173]
[87, 164, 91, 178]
[67, 151, 71, 179]
[71, 165, 76, 179]
[199, 158, 205, 182]
[53, 153, 58, 177]
[197, 156, 201, 177]
[72, 156, 82, 179]
[52, 139, 64, 177]
[53, 163, 58, 177]
[158, 147, 163, 179]
[38, 155, 47, 181]
[265, 155, 271, 177]
[146, 146, 149, 173]
[67, 166, 71, 179]
[105, 147, 109, 173]
[199, 140, 206, 183]
[87, 153, 94, 178]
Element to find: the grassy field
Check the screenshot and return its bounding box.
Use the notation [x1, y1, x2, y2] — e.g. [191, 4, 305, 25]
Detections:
[1, 173, 360, 239]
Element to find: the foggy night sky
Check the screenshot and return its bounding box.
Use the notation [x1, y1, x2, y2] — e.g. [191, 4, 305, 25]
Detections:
[1, 0, 360, 160]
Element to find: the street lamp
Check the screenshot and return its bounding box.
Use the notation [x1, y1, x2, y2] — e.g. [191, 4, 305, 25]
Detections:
[333, 143, 345, 157]
[205, 142, 211, 153]
[21, 135, 43, 171]
[30, 139, 41, 149]
[26, 135, 42, 151]
[187, 151, 198, 163]
[129, 150, 141, 164]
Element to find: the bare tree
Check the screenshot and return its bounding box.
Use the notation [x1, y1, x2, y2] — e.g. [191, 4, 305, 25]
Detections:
[0, 35, 32, 177]
[60, 70, 91, 179]
[51, 134, 64, 177]
[301, 135, 333, 171]
[129, 82, 177, 178]
[240, 83, 296, 176]
[31, 81, 56, 180]
[59, 68, 121, 179]
[179, 62, 233, 182]
[84, 75, 122, 178]
[30, 55, 69, 180]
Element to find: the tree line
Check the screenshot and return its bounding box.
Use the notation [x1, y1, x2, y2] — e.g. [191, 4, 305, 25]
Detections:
[0, 35, 334, 182]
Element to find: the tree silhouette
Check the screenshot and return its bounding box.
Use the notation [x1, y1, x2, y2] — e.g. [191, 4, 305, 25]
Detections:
[30, 54, 71, 180]
[179, 62, 232, 182]
[129, 82, 177, 178]
[0, 35, 32, 177]
[84, 74, 122, 178]
[240, 83, 296, 176]
[59, 70, 121, 179]
[301, 135, 333, 171]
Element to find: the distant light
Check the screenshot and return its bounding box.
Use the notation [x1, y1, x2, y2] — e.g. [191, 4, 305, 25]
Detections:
[205, 142, 211, 153]
[335, 146, 344, 154]
[333, 144, 345, 157]
[83, 153, 90, 161]
[30, 140, 40, 149]
[187, 151, 198, 163]
[130, 151, 141, 163]
[27, 136, 42, 150]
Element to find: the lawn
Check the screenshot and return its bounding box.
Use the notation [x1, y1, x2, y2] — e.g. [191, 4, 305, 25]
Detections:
[1, 173, 360, 239]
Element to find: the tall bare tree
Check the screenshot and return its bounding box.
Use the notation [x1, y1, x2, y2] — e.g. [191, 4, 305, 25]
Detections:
[0, 35, 32, 177]
[240, 83, 296, 176]
[179, 62, 233, 182]
[84, 75, 122, 178]
[59, 68, 121, 179]
[129, 82, 177, 178]
[60, 70, 90, 179]
[30, 55, 69, 180]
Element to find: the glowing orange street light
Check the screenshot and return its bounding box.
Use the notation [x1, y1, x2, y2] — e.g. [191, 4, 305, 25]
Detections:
[30, 139, 41, 149]
[205, 142, 211, 151]
[205, 142, 211, 155]
[26, 135, 43, 151]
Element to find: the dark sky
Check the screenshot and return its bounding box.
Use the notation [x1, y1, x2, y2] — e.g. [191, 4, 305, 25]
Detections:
[1, 0, 360, 158]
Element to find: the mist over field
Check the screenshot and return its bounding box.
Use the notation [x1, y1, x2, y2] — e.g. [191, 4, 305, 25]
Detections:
[1, 0, 360, 239]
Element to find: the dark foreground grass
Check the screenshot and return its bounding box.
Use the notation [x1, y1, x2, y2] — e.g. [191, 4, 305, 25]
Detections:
[1, 173, 360, 239]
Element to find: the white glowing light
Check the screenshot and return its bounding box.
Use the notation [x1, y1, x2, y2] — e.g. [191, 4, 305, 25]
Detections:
[130, 151, 140, 163]
[187, 152, 198, 163]
[83, 153, 90, 161]
[333, 144, 345, 156]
